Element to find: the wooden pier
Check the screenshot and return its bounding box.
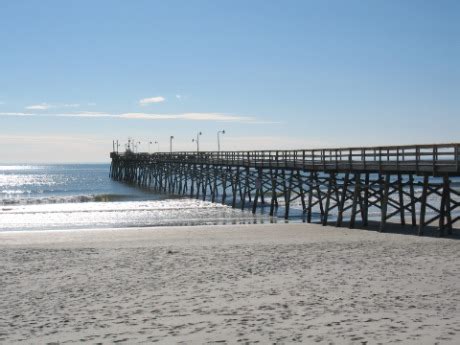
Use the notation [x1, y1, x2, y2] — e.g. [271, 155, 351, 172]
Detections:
[110, 143, 460, 235]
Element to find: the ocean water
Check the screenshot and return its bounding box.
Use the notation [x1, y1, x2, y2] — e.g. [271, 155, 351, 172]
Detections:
[1, 164, 458, 232]
[0, 164, 270, 231]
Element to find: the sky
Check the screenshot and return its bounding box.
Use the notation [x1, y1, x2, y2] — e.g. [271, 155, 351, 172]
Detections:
[0, 0, 459, 163]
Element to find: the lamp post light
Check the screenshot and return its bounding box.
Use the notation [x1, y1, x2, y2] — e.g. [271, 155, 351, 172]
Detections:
[116, 140, 120, 154]
[170, 136, 174, 153]
[192, 131, 202, 152]
[217, 130, 225, 152]
[134, 141, 140, 153]
[155, 141, 159, 152]
[148, 141, 153, 153]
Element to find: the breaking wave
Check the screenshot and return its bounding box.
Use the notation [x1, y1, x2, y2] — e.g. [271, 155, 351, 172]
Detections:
[0, 193, 132, 206]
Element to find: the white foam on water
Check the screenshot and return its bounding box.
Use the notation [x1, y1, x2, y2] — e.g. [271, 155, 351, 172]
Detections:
[0, 198, 267, 231]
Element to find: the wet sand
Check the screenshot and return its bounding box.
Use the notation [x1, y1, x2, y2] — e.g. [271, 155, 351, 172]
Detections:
[1, 223, 459, 344]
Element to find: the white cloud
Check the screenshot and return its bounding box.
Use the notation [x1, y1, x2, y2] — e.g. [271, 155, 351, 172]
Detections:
[0, 111, 280, 124]
[119, 112, 254, 122]
[0, 112, 35, 116]
[78, 111, 111, 115]
[24, 103, 84, 110]
[176, 95, 182, 99]
[139, 96, 165, 105]
[25, 103, 51, 110]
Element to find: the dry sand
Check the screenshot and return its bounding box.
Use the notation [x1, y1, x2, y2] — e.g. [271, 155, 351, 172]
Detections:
[0, 223, 459, 344]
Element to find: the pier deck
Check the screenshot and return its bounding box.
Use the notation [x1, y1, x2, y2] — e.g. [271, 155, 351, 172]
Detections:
[110, 143, 460, 235]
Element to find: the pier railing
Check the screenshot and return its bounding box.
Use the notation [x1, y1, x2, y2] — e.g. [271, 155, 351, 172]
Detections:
[112, 143, 460, 175]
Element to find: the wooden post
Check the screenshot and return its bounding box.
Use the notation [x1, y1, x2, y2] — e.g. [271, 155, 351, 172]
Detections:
[257, 168, 266, 205]
[409, 174, 417, 226]
[252, 168, 263, 214]
[445, 178, 453, 236]
[240, 167, 249, 210]
[362, 173, 370, 226]
[336, 173, 350, 227]
[439, 175, 447, 237]
[379, 174, 391, 232]
[306, 172, 313, 223]
[298, 171, 307, 215]
[269, 169, 278, 217]
[315, 173, 325, 218]
[349, 173, 361, 228]
[221, 167, 228, 204]
[322, 173, 334, 226]
[418, 175, 429, 236]
[438, 175, 452, 236]
[397, 174, 405, 226]
[284, 171, 293, 219]
[202, 165, 209, 201]
[211, 167, 218, 202]
[190, 165, 195, 198]
[232, 167, 240, 209]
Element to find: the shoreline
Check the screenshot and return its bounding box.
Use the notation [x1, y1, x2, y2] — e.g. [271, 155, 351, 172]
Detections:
[1, 223, 459, 343]
[1, 221, 458, 247]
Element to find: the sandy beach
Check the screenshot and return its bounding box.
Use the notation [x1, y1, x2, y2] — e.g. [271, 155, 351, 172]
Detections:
[1, 223, 459, 344]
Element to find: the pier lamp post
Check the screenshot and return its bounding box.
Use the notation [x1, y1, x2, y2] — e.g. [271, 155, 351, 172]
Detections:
[170, 136, 174, 153]
[148, 141, 153, 153]
[116, 140, 120, 154]
[192, 132, 202, 152]
[155, 141, 159, 152]
[217, 130, 225, 152]
[131, 138, 137, 152]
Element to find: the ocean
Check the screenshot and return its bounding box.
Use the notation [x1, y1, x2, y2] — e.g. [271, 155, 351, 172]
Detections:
[0, 164, 271, 231]
[1, 164, 458, 232]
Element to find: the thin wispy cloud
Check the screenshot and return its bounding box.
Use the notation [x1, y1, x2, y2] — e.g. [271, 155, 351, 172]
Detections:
[0, 111, 280, 124]
[139, 96, 165, 105]
[25, 103, 83, 110]
[25, 103, 51, 110]
[0, 112, 36, 116]
[119, 112, 251, 122]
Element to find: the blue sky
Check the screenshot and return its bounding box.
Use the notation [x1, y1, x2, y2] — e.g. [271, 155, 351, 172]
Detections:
[0, 0, 459, 162]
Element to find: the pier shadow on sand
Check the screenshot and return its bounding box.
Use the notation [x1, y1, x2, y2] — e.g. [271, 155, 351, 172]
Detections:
[321, 219, 460, 239]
